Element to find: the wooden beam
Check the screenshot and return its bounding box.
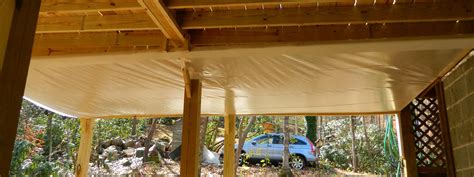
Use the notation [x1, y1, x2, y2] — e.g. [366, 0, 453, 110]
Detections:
[190, 21, 474, 46]
[399, 107, 418, 177]
[181, 3, 474, 29]
[167, 0, 351, 9]
[435, 81, 456, 177]
[138, 0, 188, 48]
[36, 13, 158, 33]
[223, 90, 236, 177]
[32, 30, 170, 56]
[180, 79, 202, 177]
[75, 118, 95, 177]
[181, 61, 191, 98]
[0, 0, 41, 175]
[40, 0, 143, 13]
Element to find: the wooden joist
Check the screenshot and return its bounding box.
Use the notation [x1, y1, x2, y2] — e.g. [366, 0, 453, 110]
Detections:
[180, 3, 474, 29]
[190, 21, 474, 46]
[138, 0, 188, 48]
[40, 0, 143, 13]
[32, 30, 169, 56]
[75, 118, 95, 177]
[167, 0, 351, 9]
[36, 13, 158, 33]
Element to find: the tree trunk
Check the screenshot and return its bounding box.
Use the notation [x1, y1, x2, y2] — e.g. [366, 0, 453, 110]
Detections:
[131, 117, 138, 137]
[349, 116, 358, 172]
[280, 116, 292, 177]
[235, 116, 256, 173]
[143, 118, 157, 162]
[362, 116, 370, 149]
[305, 116, 317, 143]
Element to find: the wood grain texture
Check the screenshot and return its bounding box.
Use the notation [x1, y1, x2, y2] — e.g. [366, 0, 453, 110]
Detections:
[0, 0, 41, 175]
[32, 30, 169, 56]
[180, 3, 474, 29]
[435, 82, 456, 177]
[168, 0, 353, 9]
[400, 106, 418, 177]
[75, 118, 95, 177]
[190, 21, 474, 46]
[138, 0, 188, 48]
[36, 13, 158, 33]
[179, 80, 202, 177]
[40, 0, 143, 13]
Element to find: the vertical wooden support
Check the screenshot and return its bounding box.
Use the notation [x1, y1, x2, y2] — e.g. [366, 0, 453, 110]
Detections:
[399, 106, 418, 177]
[0, 0, 41, 175]
[180, 79, 202, 177]
[223, 90, 236, 177]
[435, 82, 456, 177]
[75, 118, 95, 177]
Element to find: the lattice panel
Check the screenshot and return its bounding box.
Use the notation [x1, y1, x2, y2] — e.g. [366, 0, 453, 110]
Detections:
[410, 98, 446, 168]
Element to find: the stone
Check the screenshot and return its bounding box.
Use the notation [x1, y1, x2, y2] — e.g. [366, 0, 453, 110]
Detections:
[136, 147, 145, 158]
[105, 145, 119, 161]
[125, 140, 135, 148]
[123, 148, 135, 157]
[122, 160, 132, 167]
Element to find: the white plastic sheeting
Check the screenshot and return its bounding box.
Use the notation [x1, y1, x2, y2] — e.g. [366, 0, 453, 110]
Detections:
[25, 38, 472, 118]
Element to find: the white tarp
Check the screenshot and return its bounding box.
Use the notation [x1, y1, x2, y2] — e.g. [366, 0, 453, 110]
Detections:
[26, 37, 473, 118]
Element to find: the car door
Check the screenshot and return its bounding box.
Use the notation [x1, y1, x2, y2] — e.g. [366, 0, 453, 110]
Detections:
[270, 135, 284, 160]
[248, 135, 272, 159]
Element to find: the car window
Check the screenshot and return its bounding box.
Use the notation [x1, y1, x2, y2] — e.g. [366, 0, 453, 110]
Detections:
[279, 136, 308, 145]
[255, 136, 272, 144]
[272, 135, 284, 144]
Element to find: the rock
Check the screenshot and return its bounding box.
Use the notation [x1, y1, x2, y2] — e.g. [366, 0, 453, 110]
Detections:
[123, 148, 135, 157]
[156, 142, 167, 153]
[134, 141, 143, 148]
[105, 145, 119, 161]
[136, 147, 145, 158]
[112, 138, 125, 148]
[125, 140, 135, 148]
[122, 160, 132, 167]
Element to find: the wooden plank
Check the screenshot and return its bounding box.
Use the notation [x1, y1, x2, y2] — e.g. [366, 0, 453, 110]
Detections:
[40, 0, 143, 13]
[190, 21, 474, 46]
[138, 0, 188, 48]
[167, 0, 353, 9]
[399, 106, 418, 177]
[435, 81, 456, 177]
[33, 30, 170, 56]
[179, 79, 202, 177]
[223, 90, 236, 177]
[0, 0, 41, 175]
[180, 3, 474, 29]
[181, 61, 191, 98]
[75, 118, 95, 177]
[36, 13, 158, 33]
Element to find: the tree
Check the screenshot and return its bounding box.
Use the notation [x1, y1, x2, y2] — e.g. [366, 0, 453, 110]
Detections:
[235, 116, 256, 173]
[143, 118, 157, 162]
[305, 116, 317, 143]
[280, 116, 292, 177]
[349, 116, 358, 171]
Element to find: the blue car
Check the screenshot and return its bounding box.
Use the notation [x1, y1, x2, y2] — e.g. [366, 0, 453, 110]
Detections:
[237, 133, 318, 169]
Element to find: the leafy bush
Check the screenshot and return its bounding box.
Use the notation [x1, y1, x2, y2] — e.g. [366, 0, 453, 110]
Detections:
[319, 117, 396, 174]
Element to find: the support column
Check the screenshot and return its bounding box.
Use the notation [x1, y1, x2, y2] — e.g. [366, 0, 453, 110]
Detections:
[0, 0, 41, 175]
[399, 106, 418, 177]
[223, 90, 236, 177]
[75, 118, 96, 177]
[435, 82, 456, 177]
[180, 79, 202, 177]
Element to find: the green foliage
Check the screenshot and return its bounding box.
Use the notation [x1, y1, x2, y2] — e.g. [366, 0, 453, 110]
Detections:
[319, 117, 395, 174]
[305, 116, 317, 143]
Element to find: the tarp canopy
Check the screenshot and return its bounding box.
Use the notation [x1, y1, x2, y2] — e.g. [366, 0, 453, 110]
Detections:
[25, 37, 473, 118]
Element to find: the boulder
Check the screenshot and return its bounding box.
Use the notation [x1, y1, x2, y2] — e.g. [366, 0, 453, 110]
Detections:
[123, 148, 135, 157]
[104, 145, 119, 161]
[136, 147, 145, 158]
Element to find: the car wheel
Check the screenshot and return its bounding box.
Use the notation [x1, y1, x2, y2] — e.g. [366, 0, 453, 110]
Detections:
[290, 155, 305, 170]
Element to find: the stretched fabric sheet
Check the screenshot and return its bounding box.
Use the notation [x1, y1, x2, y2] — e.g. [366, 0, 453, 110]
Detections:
[25, 39, 471, 118]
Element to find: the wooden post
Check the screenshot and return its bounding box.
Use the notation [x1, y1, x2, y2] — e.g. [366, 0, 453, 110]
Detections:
[75, 118, 95, 177]
[0, 0, 41, 175]
[180, 79, 202, 177]
[399, 107, 418, 177]
[223, 89, 236, 177]
[435, 82, 456, 177]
